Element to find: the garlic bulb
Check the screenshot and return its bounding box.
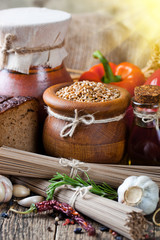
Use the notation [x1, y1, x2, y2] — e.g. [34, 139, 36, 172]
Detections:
[0, 175, 13, 202]
[118, 175, 159, 215]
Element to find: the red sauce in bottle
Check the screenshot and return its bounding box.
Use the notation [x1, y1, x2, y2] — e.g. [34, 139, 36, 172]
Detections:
[128, 122, 160, 165]
[128, 98, 160, 165]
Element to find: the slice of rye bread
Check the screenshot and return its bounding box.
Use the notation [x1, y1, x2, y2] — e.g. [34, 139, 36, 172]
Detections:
[0, 96, 39, 152]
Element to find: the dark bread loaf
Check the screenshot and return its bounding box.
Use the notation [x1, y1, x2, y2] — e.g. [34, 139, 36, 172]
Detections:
[0, 96, 39, 152]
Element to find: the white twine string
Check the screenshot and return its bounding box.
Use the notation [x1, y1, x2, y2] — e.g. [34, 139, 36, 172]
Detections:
[134, 110, 160, 131]
[59, 158, 90, 178]
[48, 107, 125, 138]
[0, 32, 63, 69]
[68, 185, 92, 208]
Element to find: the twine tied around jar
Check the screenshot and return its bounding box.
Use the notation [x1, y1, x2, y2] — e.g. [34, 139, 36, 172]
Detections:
[133, 109, 160, 131]
[0, 33, 64, 69]
[48, 106, 125, 138]
[0, 34, 16, 69]
[59, 158, 90, 178]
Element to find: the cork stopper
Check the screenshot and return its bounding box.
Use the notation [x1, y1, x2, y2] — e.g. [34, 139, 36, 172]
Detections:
[134, 85, 160, 103]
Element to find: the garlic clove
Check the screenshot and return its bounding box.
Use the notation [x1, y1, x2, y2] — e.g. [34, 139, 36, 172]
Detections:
[139, 197, 158, 215]
[13, 184, 30, 198]
[0, 175, 13, 190]
[3, 185, 13, 202]
[17, 196, 45, 207]
[0, 182, 5, 202]
[0, 176, 13, 202]
[124, 186, 143, 206]
[135, 176, 151, 189]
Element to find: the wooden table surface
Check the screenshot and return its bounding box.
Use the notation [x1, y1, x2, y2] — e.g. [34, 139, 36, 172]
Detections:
[0, 201, 117, 240]
[1, 200, 160, 240]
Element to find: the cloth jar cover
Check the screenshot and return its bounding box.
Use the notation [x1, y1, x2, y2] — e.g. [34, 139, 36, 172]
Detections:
[0, 7, 71, 74]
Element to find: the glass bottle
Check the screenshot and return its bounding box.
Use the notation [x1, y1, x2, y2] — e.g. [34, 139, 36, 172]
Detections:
[128, 97, 160, 165]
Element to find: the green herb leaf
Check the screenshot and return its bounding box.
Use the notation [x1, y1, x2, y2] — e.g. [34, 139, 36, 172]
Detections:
[47, 172, 117, 200]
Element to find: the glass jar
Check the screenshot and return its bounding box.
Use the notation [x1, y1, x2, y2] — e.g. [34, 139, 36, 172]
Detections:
[128, 97, 160, 165]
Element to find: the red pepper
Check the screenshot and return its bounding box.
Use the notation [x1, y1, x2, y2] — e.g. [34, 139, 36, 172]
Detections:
[144, 69, 160, 86]
[10, 200, 96, 236]
[80, 62, 117, 82]
[79, 51, 145, 96]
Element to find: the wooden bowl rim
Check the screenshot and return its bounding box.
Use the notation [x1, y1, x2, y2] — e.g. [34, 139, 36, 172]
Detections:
[43, 82, 131, 114]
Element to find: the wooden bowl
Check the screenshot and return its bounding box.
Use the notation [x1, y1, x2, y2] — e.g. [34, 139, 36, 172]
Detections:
[43, 82, 131, 163]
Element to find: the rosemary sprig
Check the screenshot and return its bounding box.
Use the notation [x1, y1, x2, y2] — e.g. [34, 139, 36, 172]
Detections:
[47, 172, 118, 200]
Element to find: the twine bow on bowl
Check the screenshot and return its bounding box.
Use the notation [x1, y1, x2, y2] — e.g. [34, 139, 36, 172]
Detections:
[48, 107, 125, 138]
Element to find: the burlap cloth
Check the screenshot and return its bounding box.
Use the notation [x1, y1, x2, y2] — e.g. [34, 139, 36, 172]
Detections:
[64, 13, 151, 71]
